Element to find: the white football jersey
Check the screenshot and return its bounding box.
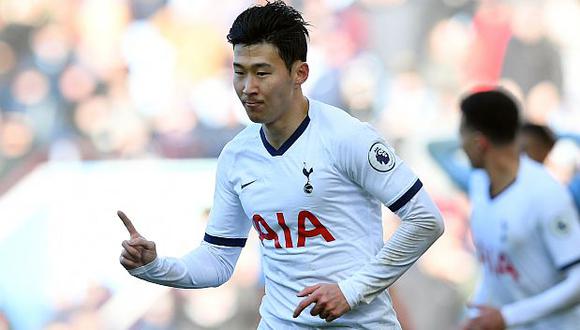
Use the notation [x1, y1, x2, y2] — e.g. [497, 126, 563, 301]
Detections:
[469, 157, 580, 329]
[205, 100, 422, 329]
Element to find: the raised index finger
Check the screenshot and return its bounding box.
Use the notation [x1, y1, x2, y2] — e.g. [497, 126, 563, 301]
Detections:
[117, 210, 140, 238]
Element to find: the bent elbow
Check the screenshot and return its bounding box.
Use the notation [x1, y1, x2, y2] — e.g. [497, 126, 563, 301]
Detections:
[213, 257, 236, 287]
[219, 268, 235, 286]
[434, 213, 445, 238]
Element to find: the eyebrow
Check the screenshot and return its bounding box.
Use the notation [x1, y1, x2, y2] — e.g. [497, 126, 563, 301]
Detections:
[233, 62, 273, 70]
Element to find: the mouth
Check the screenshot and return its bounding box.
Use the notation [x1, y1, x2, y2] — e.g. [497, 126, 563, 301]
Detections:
[243, 101, 263, 108]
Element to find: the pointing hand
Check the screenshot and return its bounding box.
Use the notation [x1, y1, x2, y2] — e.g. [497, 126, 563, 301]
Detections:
[118, 210, 157, 270]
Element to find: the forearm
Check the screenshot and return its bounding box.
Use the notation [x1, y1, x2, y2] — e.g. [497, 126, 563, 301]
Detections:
[501, 264, 580, 327]
[338, 189, 444, 307]
[128, 241, 242, 289]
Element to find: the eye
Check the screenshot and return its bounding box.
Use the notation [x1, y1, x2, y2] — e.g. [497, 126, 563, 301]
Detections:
[234, 71, 244, 76]
[256, 72, 271, 77]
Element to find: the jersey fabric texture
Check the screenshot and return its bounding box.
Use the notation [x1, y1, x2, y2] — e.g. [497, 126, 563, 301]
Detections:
[469, 157, 580, 329]
[206, 100, 422, 329]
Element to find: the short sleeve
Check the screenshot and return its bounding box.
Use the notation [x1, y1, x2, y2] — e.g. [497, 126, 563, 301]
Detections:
[204, 147, 252, 247]
[540, 191, 580, 270]
[335, 123, 420, 212]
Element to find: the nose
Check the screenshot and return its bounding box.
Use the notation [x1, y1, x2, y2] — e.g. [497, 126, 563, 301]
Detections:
[243, 75, 258, 95]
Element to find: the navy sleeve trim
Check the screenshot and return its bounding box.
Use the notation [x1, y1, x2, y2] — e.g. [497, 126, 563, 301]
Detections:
[388, 179, 423, 213]
[560, 257, 580, 272]
[204, 233, 247, 247]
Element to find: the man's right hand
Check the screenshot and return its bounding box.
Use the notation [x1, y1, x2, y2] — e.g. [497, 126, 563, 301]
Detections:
[118, 210, 157, 270]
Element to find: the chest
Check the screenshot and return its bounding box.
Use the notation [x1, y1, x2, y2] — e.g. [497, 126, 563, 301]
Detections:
[470, 197, 539, 252]
[233, 145, 348, 217]
[233, 141, 362, 249]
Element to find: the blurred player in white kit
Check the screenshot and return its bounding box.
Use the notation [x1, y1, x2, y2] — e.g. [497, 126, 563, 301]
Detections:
[458, 89, 580, 330]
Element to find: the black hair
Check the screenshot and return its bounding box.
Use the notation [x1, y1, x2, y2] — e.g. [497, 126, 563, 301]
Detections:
[460, 88, 521, 145]
[520, 122, 556, 149]
[227, 1, 309, 72]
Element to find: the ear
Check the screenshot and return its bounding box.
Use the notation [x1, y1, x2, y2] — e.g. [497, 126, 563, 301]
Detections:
[475, 133, 490, 151]
[293, 61, 309, 87]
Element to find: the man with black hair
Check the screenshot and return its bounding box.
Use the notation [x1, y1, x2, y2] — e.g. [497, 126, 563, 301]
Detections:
[519, 124, 580, 213]
[457, 89, 580, 330]
[117, 1, 444, 329]
[429, 121, 580, 214]
[519, 122, 557, 164]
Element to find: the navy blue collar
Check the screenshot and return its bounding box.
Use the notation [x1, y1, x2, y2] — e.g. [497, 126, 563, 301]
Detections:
[260, 115, 310, 156]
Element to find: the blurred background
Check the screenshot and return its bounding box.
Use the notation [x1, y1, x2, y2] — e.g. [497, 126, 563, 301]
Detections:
[0, 0, 579, 329]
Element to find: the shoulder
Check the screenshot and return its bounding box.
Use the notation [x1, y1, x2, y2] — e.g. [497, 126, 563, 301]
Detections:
[521, 157, 572, 204]
[522, 158, 562, 191]
[309, 99, 380, 151]
[310, 99, 367, 134]
[220, 123, 260, 155]
[217, 123, 260, 167]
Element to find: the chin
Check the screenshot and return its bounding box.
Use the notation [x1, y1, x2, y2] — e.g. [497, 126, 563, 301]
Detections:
[246, 112, 266, 124]
[248, 117, 264, 124]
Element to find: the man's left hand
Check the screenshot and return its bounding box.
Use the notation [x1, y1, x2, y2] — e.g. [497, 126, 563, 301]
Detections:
[293, 283, 351, 322]
[461, 304, 506, 330]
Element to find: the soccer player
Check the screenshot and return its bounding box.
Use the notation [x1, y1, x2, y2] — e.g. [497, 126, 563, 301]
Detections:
[520, 124, 580, 214]
[118, 2, 444, 329]
[429, 122, 580, 214]
[519, 123, 556, 164]
[456, 89, 580, 329]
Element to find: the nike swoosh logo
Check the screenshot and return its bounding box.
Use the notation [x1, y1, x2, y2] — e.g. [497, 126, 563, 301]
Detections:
[241, 180, 257, 189]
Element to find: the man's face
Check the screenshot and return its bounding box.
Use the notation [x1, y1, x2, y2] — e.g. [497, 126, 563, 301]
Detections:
[233, 43, 302, 124]
[460, 117, 485, 168]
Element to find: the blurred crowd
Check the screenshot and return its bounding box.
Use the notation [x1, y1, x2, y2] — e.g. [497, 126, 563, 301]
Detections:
[1, 0, 579, 329]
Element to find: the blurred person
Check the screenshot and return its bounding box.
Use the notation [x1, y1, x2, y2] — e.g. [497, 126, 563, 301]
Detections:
[82, 283, 112, 310]
[0, 112, 48, 197]
[0, 112, 35, 159]
[10, 68, 50, 108]
[117, 2, 444, 329]
[30, 24, 72, 75]
[424, 17, 471, 91]
[523, 81, 561, 127]
[501, 1, 563, 95]
[0, 41, 17, 76]
[121, 17, 177, 118]
[463, 0, 512, 86]
[429, 120, 580, 214]
[521, 123, 580, 213]
[337, 51, 388, 122]
[455, 89, 580, 329]
[307, 3, 369, 111]
[58, 64, 98, 104]
[532, 128, 580, 215]
[519, 122, 556, 164]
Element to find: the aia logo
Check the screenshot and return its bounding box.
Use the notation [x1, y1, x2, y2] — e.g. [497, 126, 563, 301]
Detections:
[252, 211, 335, 248]
[368, 142, 395, 172]
[302, 162, 313, 194]
[478, 247, 519, 281]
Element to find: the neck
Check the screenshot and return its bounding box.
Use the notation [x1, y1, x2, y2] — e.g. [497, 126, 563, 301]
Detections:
[484, 143, 520, 197]
[263, 95, 309, 149]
